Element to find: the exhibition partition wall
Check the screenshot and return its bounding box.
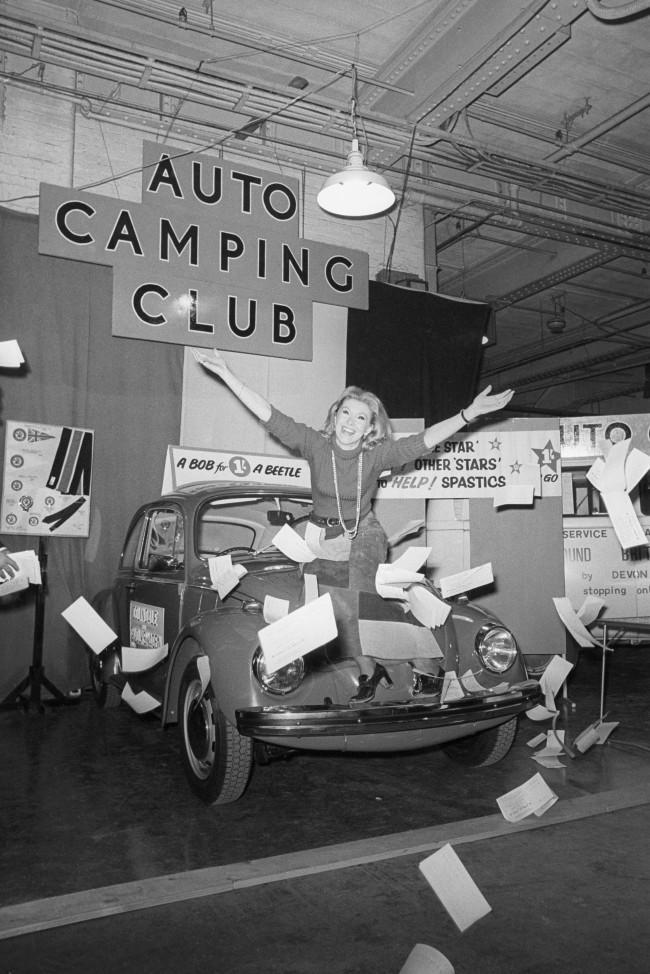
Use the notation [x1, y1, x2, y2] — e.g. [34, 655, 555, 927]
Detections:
[0, 207, 183, 695]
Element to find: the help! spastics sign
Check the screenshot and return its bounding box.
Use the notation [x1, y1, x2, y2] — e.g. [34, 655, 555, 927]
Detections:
[162, 445, 310, 494]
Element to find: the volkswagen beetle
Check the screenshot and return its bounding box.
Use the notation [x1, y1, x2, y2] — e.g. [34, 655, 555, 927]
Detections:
[90, 482, 541, 805]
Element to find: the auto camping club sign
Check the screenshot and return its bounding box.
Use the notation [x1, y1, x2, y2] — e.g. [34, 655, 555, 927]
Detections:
[38, 142, 369, 360]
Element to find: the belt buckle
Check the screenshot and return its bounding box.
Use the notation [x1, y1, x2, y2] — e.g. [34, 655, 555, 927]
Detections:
[327, 517, 339, 527]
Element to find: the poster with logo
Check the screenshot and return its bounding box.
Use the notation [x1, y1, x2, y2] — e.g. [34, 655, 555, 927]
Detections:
[162, 445, 310, 493]
[376, 428, 562, 499]
[1, 420, 93, 537]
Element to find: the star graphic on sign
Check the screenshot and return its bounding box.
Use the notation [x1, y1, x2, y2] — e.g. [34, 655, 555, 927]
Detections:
[510, 460, 522, 475]
[489, 437, 502, 451]
[532, 439, 561, 473]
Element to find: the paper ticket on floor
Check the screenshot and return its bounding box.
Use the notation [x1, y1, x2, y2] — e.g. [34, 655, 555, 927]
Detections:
[496, 772, 558, 822]
[258, 592, 337, 673]
[419, 843, 491, 932]
[398, 943, 454, 974]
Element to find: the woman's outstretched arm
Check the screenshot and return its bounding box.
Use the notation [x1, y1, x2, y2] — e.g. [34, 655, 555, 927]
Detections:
[422, 385, 514, 450]
[198, 349, 272, 422]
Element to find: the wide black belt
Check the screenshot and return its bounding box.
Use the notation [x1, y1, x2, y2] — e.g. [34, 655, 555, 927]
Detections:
[309, 514, 342, 527]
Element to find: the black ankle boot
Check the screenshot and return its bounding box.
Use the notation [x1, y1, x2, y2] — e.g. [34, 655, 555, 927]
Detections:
[350, 663, 393, 703]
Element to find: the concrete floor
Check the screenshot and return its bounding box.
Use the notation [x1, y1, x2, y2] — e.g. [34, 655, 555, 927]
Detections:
[0, 646, 649, 973]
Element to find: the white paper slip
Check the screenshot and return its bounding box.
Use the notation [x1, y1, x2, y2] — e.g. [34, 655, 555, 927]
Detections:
[624, 447, 650, 492]
[61, 596, 118, 654]
[527, 732, 547, 749]
[407, 584, 451, 628]
[526, 704, 558, 722]
[496, 772, 558, 822]
[539, 654, 574, 698]
[419, 844, 491, 932]
[208, 555, 247, 598]
[398, 943, 454, 974]
[303, 573, 319, 604]
[439, 562, 493, 599]
[0, 339, 24, 367]
[391, 546, 431, 574]
[441, 670, 464, 702]
[492, 484, 535, 507]
[553, 597, 599, 649]
[0, 549, 41, 596]
[598, 438, 629, 492]
[574, 718, 619, 753]
[121, 682, 161, 714]
[121, 643, 168, 672]
[576, 595, 605, 627]
[196, 655, 211, 694]
[272, 523, 317, 562]
[258, 592, 337, 673]
[601, 489, 647, 550]
[263, 595, 290, 624]
[375, 562, 422, 600]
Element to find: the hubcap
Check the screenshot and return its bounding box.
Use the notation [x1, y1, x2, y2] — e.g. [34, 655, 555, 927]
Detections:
[183, 680, 216, 780]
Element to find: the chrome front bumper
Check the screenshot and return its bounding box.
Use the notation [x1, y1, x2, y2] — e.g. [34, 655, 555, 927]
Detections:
[236, 680, 541, 739]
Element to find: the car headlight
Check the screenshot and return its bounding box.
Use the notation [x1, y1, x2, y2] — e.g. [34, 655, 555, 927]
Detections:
[475, 624, 518, 673]
[253, 647, 305, 695]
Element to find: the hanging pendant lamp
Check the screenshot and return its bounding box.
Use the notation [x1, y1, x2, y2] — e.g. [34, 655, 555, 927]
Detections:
[317, 68, 396, 218]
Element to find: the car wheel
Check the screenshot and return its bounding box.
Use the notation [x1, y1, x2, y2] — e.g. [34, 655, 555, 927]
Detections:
[88, 651, 122, 709]
[442, 717, 517, 767]
[179, 659, 253, 805]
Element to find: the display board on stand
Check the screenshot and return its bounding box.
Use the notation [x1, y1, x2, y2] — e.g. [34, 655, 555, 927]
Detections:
[1, 420, 94, 710]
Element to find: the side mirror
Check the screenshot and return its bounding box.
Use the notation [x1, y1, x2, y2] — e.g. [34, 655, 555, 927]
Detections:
[267, 510, 294, 526]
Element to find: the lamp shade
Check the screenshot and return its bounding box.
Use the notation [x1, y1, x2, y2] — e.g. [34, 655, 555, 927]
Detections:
[317, 139, 395, 217]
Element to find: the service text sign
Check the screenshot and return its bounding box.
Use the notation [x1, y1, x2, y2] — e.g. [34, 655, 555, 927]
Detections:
[38, 143, 369, 360]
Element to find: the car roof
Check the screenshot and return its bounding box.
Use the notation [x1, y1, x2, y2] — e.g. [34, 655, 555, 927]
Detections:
[155, 480, 312, 505]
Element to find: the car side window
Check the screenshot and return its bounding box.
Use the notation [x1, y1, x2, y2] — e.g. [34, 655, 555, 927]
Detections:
[142, 509, 185, 572]
[121, 514, 147, 570]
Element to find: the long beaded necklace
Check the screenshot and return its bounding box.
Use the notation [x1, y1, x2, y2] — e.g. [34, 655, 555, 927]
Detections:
[331, 448, 363, 541]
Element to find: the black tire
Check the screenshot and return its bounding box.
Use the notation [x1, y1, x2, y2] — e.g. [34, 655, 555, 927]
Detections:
[442, 717, 517, 767]
[88, 650, 122, 708]
[88, 589, 122, 708]
[178, 659, 253, 805]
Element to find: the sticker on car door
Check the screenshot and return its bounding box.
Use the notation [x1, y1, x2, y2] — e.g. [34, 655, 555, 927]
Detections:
[130, 601, 165, 649]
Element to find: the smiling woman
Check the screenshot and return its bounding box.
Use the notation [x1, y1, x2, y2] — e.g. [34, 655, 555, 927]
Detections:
[197, 348, 513, 700]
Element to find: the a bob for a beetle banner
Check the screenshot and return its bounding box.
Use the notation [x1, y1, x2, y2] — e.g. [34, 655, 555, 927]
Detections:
[38, 142, 369, 360]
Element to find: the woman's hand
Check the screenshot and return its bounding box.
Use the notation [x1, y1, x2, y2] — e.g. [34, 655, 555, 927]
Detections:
[197, 348, 229, 381]
[465, 385, 514, 421]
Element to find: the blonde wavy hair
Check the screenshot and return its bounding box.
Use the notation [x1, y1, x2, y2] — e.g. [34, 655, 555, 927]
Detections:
[321, 386, 392, 450]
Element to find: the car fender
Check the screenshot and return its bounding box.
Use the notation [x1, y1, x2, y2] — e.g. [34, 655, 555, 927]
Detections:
[162, 609, 264, 725]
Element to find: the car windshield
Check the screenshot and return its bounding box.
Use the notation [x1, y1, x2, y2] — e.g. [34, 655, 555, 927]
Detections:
[197, 495, 312, 558]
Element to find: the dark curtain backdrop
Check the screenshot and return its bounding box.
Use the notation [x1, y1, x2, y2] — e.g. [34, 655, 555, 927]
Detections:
[346, 281, 489, 423]
[0, 207, 183, 697]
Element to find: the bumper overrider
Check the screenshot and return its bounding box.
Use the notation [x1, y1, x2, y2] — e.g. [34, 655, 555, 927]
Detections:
[236, 679, 542, 738]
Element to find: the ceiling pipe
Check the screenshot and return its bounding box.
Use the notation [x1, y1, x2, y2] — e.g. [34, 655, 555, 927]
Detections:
[586, 0, 650, 20]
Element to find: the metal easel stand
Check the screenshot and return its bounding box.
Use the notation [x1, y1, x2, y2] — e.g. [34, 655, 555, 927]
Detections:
[0, 537, 71, 713]
[570, 625, 616, 754]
